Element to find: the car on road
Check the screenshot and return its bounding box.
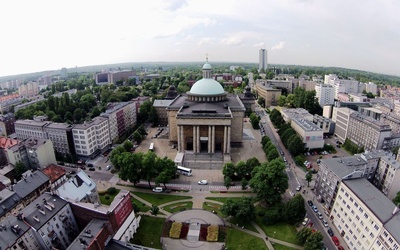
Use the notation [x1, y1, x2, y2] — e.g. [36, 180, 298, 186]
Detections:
[87, 163, 94, 168]
[307, 200, 314, 206]
[198, 180, 208, 185]
[302, 217, 309, 226]
[327, 227, 334, 237]
[322, 219, 329, 227]
[312, 205, 318, 213]
[280, 150, 284, 155]
[106, 165, 112, 170]
[89, 167, 95, 171]
[296, 185, 302, 191]
[332, 236, 340, 246]
[152, 187, 163, 193]
[317, 212, 323, 220]
[337, 246, 344, 250]
[283, 157, 287, 162]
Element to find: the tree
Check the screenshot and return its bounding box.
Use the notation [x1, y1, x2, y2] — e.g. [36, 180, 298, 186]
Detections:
[221, 197, 255, 220]
[222, 162, 236, 179]
[250, 159, 289, 204]
[224, 176, 232, 190]
[297, 227, 314, 245]
[393, 191, 400, 205]
[123, 140, 133, 152]
[246, 157, 260, 176]
[155, 157, 176, 187]
[283, 194, 306, 224]
[133, 131, 143, 144]
[288, 135, 304, 156]
[14, 162, 27, 181]
[142, 151, 158, 188]
[304, 231, 323, 250]
[150, 205, 160, 216]
[241, 178, 248, 190]
[306, 171, 312, 187]
[267, 149, 280, 162]
[278, 95, 287, 107]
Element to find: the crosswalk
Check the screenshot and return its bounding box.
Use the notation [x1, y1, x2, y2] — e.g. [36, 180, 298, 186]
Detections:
[209, 185, 249, 191]
[165, 183, 192, 190]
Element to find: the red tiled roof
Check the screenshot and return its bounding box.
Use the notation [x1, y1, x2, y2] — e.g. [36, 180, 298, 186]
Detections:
[42, 164, 66, 182]
[0, 137, 18, 148]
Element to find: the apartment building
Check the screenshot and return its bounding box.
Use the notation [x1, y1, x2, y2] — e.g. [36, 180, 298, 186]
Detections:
[0, 113, 16, 136]
[332, 107, 356, 143]
[6, 138, 57, 169]
[0, 94, 23, 113]
[299, 77, 318, 91]
[153, 99, 174, 126]
[42, 164, 67, 191]
[13, 170, 50, 207]
[0, 137, 18, 166]
[18, 192, 79, 250]
[56, 170, 99, 204]
[18, 82, 39, 97]
[365, 82, 378, 95]
[373, 154, 400, 200]
[0, 188, 22, 222]
[72, 117, 110, 159]
[347, 112, 392, 151]
[15, 120, 49, 140]
[315, 84, 335, 106]
[315, 156, 369, 213]
[313, 114, 335, 135]
[331, 178, 400, 250]
[380, 113, 400, 134]
[255, 81, 282, 107]
[95, 70, 137, 84]
[100, 102, 137, 143]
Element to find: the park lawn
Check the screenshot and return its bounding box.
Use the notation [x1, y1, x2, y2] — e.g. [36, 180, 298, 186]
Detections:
[131, 197, 151, 213]
[132, 192, 191, 206]
[205, 197, 245, 204]
[163, 201, 193, 213]
[228, 217, 258, 233]
[98, 189, 120, 205]
[272, 243, 298, 250]
[130, 216, 164, 249]
[226, 227, 266, 250]
[202, 201, 223, 216]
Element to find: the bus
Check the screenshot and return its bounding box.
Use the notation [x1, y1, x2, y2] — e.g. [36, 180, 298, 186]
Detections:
[177, 166, 192, 176]
[149, 143, 154, 151]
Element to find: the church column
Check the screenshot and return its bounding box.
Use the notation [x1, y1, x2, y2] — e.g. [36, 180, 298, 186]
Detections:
[196, 126, 200, 153]
[177, 126, 182, 152]
[223, 126, 227, 154]
[212, 125, 215, 153]
[193, 126, 197, 153]
[227, 126, 231, 153]
[208, 126, 212, 153]
[180, 125, 184, 152]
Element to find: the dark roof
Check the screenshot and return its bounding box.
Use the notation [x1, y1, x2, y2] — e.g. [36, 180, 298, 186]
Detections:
[0, 214, 30, 250]
[67, 218, 109, 250]
[105, 240, 159, 250]
[0, 188, 21, 217]
[13, 170, 49, 199]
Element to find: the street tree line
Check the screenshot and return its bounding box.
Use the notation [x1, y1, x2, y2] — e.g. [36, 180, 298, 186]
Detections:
[110, 141, 176, 188]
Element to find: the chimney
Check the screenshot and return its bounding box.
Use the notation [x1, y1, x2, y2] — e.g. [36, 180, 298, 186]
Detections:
[393, 206, 400, 215]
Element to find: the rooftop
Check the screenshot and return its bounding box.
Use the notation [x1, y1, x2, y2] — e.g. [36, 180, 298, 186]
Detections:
[153, 99, 174, 108]
[0, 188, 21, 218]
[13, 170, 50, 199]
[56, 170, 96, 202]
[15, 119, 49, 127]
[292, 118, 322, 132]
[0, 213, 30, 250]
[67, 218, 109, 250]
[321, 156, 367, 179]
[73, 116, 108, 130]
[42, 164, 66, 183]
[344, 178, 396, 224]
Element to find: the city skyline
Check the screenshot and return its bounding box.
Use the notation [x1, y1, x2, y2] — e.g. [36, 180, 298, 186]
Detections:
[1, 0, 399, 78]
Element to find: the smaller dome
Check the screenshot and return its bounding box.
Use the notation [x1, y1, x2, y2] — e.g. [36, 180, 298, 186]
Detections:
[202, 63, 212, 70]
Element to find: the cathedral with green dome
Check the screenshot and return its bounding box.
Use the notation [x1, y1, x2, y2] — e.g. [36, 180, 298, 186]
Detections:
[166, 60, 245, 158]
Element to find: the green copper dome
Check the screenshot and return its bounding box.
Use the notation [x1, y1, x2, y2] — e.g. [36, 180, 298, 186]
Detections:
[202, 62, 212, 70]
[190, 78, 224, 95]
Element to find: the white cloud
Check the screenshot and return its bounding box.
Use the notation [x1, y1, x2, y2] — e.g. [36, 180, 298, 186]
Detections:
[198, 37, 216, 45]
[271, 42, 286, 50]
[254, 42, 265, 47]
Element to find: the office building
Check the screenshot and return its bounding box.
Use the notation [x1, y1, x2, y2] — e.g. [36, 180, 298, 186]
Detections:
[255, 81, 282, 107]
[258, 49, 268, 72]
[332, 107, 356, 143]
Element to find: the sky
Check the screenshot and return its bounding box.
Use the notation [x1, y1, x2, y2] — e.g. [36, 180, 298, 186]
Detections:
[1, 0, 399, 77]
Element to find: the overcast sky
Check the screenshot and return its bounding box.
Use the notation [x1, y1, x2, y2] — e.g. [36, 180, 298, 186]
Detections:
[1, 0, 399, 77]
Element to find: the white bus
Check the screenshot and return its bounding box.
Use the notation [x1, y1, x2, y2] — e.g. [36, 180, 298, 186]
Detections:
[149, 143, 154, 151]
[177, 166, 192, 176]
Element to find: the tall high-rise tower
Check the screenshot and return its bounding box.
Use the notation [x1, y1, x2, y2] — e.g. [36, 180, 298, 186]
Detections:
[258, 49, 268, 72]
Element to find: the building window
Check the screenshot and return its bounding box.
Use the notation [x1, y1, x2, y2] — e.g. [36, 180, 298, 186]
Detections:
[356, 215, 360, 221]
[370, 232, 374, 238]
[374, 225, 379, 231]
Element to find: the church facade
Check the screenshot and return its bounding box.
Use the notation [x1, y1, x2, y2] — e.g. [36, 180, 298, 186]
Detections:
[167, 61, 245, 155]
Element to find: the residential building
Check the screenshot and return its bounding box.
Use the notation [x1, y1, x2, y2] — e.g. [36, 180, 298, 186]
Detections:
[0, 188, 22, 221]
[360, 107, 383, 121]
[348, 93, 368, 102]
[299, 77, 318, 91]
[42, 164, 67, 191]
[383, 135, 400, 151]
[15, 120, 49, 141]
[95, 70, 137, 84]
[315, 84, 335, 106]
[18, 192, 79, 250]
[13, 170, 50, 207]
[332, 107, 356, 143]
[0, 94, 23, 113]
[13, 96, 45, 112]
[267, 79, 294, 94]
[6, 138, 57, 169]
[258, 49, 268, 72]
[0, 137, 18, 166]
[373, 154, 400, 200]
[100, 102, 137, 143]
[56, 170, 99, 204]
[331, 178, 400, 250]
[44, 122, 75, 156]
[255, 81, 282, 107]
[347, 112, 392, 151]
[18, 82, 39, 97]
[72, 117, 110, 159]
[0, 113, 16, 136]
[381, 113, 400, 135]
[365, 82, 378, 95]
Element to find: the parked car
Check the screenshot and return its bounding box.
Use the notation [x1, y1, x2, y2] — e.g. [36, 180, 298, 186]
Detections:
[89, 167, 95, 171]
[152, 187, 163, 193]
[317, 212, 323, 220]
[323, 219, 329, 227]
[327, 228, 334, 237]
[106, 165, 112, 170]
[332, 236, 340, 246]
[87, 163, 94, 168]
[312, 205, 318, 213]
[296, 185, 302, 191]
[302, 217, 309, 226]
[337, 246, 344, 250]
[307, 200, 314, 206]
[198, 180, 208, 185]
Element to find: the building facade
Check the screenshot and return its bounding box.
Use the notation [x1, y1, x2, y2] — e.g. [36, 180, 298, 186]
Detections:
[0, 113, 16, 136]
[373, 154, 400, 200]
[315, 84, 335, 106]
[332, 107, 356, 143]
[255, 81, 282, 107]
[258, 49, 268, 72]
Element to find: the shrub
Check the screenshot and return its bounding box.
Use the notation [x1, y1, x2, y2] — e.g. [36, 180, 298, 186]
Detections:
[105, 195, 110, 200]
[169, 222, 182, 239]
[107, 187, 117, 195]
[257, 210, 265, 217]
[206, 225, 219, 242]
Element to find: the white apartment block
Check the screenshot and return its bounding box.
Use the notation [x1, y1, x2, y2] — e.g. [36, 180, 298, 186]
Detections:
[18, 82, 39, 97]
[348, 93, 368, 102]
[332, 107, 356, 143]
[313, 114, 335, 134]
[331, 178, 400, 250]
[373, 154, 400, 200]
[15, 120, 49, 140]
[381, 113, 400, 135]
[100, 102, 137, 143]
[347, 112, 392, 151]
[324, 74, 360, 97]
[315, 84, 335, 106]
[291, 118, 324, 149]
[72, 117, 110, 159]
[365, 82, 378, 95]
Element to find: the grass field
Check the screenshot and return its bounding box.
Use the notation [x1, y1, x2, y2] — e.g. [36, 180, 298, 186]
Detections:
[130, 216, 165, 249]
[132, 192, 191, 206]
[163, 201, 193, 213]
[131, 197, 151, 213]
[272, 243, 298, 250]
[205, 197, 246, 204]
[226, 227, 266, 250]
[98, 189, 120, 205]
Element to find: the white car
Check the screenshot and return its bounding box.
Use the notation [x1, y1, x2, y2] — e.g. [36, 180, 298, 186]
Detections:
[152, 187, 163, 193]
[323, 219, 329, 227]
[302, 217, 309, 226]
[296, 186, 302, 191]
[198, 180, 208, 185]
